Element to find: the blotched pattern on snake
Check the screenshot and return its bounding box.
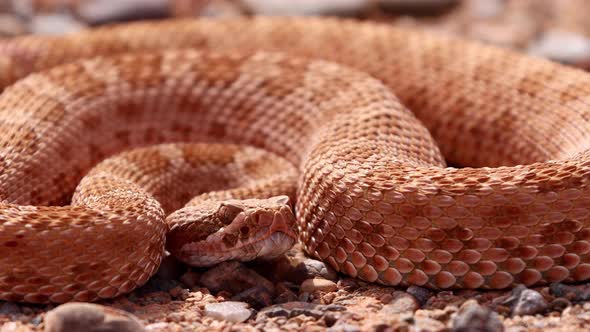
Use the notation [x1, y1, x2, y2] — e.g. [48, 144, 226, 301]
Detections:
[1, 17, 590, 303]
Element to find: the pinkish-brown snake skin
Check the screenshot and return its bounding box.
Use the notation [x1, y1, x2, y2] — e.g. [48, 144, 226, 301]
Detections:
[1, 17, 590, 303]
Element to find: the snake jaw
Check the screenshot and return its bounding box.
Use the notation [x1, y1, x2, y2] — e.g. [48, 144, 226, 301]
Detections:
[174, 196, 297, 266]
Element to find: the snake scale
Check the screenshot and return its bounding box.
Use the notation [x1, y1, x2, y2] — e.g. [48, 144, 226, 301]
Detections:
[1, 17, 590, 304]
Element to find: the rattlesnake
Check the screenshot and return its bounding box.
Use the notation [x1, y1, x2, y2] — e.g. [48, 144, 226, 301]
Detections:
[1, 17, 590, 304]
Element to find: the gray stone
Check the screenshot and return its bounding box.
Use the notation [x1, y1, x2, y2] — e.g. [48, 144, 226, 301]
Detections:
[406, 286, 432, 307]
[511, 289, 548, 316]
[528, 30, 590, 64]
[452, 299, 504, 332]
[204, 301, 252, 323]
[299, 258, 338, 281]
[44, 303, 145, 332]
[29, 14, 85, 35]
[381, 292, 420, 314]
[550, 283, 590, 302]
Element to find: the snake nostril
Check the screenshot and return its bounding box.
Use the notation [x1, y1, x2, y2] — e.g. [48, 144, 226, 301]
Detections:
[240, 226, 250, 235]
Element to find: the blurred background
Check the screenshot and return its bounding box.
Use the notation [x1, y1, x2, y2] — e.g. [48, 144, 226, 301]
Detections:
[0, 0, 588, 70]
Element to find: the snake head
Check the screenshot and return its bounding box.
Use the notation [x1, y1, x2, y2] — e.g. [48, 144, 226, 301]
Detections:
[169, 195, 297, 267]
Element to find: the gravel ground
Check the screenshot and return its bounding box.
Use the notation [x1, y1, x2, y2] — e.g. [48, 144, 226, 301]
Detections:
[3, 245, 590, 331]
[1, 1, 590, 331]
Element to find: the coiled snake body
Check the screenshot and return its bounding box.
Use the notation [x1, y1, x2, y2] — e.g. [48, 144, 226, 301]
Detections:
[1, 17, 590, 303]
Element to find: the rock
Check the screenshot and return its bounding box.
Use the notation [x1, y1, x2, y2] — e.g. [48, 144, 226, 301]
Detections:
[297, 259, 339, 282]
[77, 0, 170, 25]
[505, 287, 548, 316]
[28, 14, 85, 35]
[451, 299, 504, 332]
[528, 30, 590, 65]
[232, 286, 274, 309]
[241, 0, 368, 15]
[379, 0, 458, 15]
[44, 303, 145, 332]
[380, 292, 420, 314]
[550, 283, 590, 302]
[200, 261, 275, 295]
[204, 301, 252, 323]
[301, 278, 338, 293]
[406, 286, 432, 307]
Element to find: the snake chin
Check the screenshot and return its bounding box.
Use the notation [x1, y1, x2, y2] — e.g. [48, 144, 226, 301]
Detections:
[176, 196, 297, 266]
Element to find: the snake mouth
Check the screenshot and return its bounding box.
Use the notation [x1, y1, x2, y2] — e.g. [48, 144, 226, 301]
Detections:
[176, 197, 297, 267]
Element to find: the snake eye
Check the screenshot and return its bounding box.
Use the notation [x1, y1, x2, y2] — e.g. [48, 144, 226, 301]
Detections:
[219, 200, 244, 224]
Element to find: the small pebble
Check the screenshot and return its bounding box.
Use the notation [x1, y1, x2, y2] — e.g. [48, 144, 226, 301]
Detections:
[297, 259, 339, 282]
[29, 14, 85, 35]
[44, 302, 145, 332]
[204, 301, 252, 323]
[406, 286, 432, 307]
[452, 299, 504, 332]
[528, 29, 590, 64]
[511, 288, 548, 316]
[380, 292, 420, 314]
[301, 278, 338, 293]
